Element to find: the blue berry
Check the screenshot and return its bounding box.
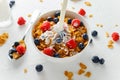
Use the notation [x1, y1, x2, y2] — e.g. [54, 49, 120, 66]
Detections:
[82, 33, 88, 40]
[35, 64, 43, 72]
[34, 39, 40, 45]
[78, 43, 84, 49]
[10, 1, 15, 5]
[80, 22, 84, 26]
[91, 30, 98, 37]
[56, 38, 63, 43]
[54, 11, 60, 17]
[9, 48, 17, 59]
[99, 58, 105, 64]
[67, 18, 72, 24]
[9, 3, 13, 8]
[92, 56, 100, 63]
[47, 17, 53, 21]
[53, 18, 59, 23]
[53, 53, 60, 58]
[14, 42, 20, 47]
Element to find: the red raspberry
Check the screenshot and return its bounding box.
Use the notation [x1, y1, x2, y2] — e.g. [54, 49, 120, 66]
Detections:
[43, 48, 53, 56]
[17, 17, 26, 25]
[16, 45, 26, 55]
[112, 32, 119, 41]
[71, 19, 81, 28]
[78, 8, 86, 16]
[66, 39, 77, 49]
[40, 21, 51, 32]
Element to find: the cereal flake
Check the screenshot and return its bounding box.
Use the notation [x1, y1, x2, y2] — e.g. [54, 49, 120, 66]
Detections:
[84, 1, 92, 6]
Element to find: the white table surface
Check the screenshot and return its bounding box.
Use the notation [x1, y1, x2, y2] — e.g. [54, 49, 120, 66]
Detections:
[0, 0, 120, 80]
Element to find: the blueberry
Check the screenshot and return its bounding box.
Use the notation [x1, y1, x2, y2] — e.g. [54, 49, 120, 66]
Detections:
[14, 42, 20, 47]
[9, 3, 13, 8]
[53, 18, 59, 23]
[80, 22, 84, 26]
[47, 17, 53, 21]
[92, 56, 100, 63]
[91, 30, 98, 37]
[35, 64, 43, 72]
[56, 38, 63, 43]
[67, 18, 72, 24]
[34, 39, 40, 45]
[54, 11, 60, 17]
[10, 1, 15, 5]
[82, 33, 88, 40]
[53, 53, 60, 58]
[8, 48, 17, 59]
[99, 58, 105, 64]
[78, 43, 84, 49]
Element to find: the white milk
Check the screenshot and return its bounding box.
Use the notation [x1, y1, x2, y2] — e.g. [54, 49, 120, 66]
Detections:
[0, 0, 12, 27]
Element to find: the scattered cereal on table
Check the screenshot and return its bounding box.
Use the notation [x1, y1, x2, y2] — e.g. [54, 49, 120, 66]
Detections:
[84, 1, 92, 6]
[64, 71, 73, 80]
[107, 44, 114, 49]
[96, 24, 100, 27]
[79, 62, 87, 69]
[39, 0, 43, 3]
[78, 69, 85, 75]
[27, 14, 32, 17]
[24, 68, 28, 73]
[108, 40, 114, 45]
[84, 71, 91, 78]
[105, 32, 109, 38]
[89, 14, 93, 18]
[0, 32, 9, 46]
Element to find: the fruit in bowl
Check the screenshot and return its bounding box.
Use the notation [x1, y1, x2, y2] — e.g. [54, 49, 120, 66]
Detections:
[32, 10, 89, 59]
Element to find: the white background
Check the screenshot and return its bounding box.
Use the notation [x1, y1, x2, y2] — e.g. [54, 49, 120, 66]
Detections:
[0, 0, 120, 80]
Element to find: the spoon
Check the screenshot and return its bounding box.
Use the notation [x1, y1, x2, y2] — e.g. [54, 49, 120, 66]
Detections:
[8, 9, 41, 60]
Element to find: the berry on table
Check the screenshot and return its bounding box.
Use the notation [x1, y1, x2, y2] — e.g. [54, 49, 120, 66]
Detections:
[111, 32, 119, 41]
[91, 30, 98, 37]
[54, 11, 60, 17]
[16, 45, 26, 55]
[9, 0, 15, 8]
[40, 21, 51, 32]
[66, 39, 77, 49]
[34, 39, 40, 45]
[71, 19, 81, 28]
[78, 8, 86, 16]
[35, 64, 43, 72]
[17, 17, 26, 25]
[43, 48, 54, 56]
[92, 56, 100, 63]
[99, 58, 105, 64]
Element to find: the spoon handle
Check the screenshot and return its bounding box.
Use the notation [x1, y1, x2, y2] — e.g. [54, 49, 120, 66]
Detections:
[22, 9, 41, 40]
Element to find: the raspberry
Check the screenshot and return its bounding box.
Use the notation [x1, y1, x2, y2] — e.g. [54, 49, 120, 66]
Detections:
[78, 8, 86, 16]
[16, 45, 26, 55]
[17, 17, 26, 25]
[71, 19, 81, 28]
[40, 21, 51, 32]
[43, 48, 53, 56]
[66, 39, 77, 49]
[111, 32, 119, 41]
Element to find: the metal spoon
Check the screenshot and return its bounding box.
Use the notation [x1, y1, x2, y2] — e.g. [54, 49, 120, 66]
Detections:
[9, 9, 41, 60]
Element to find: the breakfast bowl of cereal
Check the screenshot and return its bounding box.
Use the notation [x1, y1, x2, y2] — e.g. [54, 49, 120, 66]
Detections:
[31, 10, 90, 62]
